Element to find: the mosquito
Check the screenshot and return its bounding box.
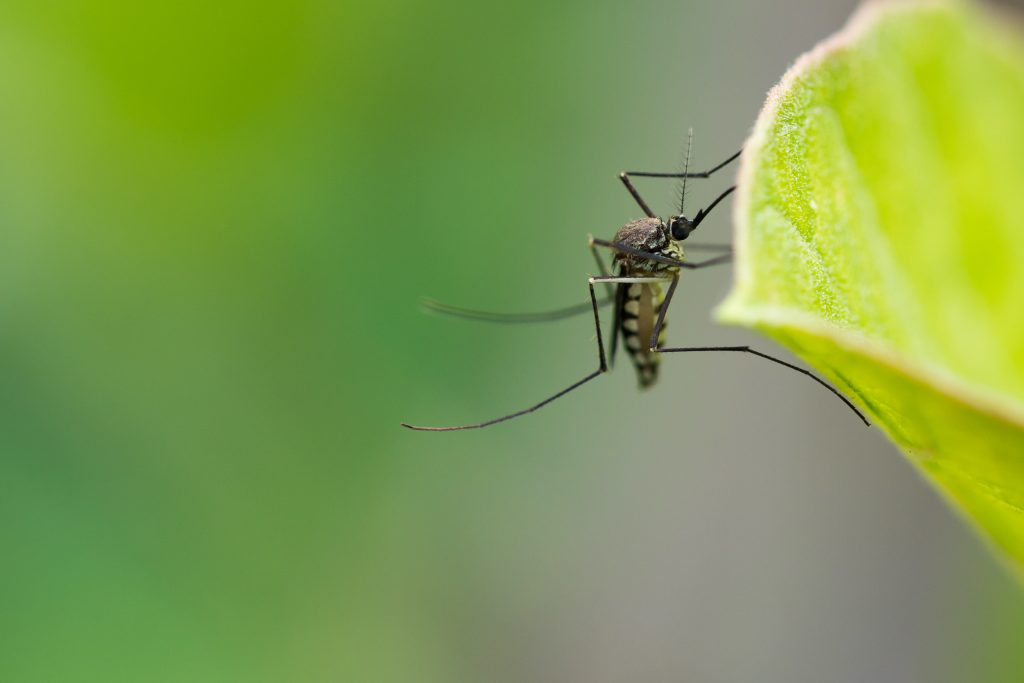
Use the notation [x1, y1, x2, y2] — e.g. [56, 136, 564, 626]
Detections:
[402, 134, 869, 431]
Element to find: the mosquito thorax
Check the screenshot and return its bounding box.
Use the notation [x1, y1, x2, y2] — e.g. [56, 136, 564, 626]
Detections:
[612, 217, 684, 272]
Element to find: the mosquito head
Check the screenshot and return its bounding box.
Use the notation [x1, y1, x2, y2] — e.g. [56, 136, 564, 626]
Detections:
[668, 215, 695, 241]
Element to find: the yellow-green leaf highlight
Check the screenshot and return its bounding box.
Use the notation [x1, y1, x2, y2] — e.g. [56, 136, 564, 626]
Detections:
[718, 0, 1024, 577]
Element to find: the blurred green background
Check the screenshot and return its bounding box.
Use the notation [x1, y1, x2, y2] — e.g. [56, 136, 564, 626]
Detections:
[2, 0, 1023, 681]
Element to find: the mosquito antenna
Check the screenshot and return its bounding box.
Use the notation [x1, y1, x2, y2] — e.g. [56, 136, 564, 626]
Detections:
[678, 128, 694, 216]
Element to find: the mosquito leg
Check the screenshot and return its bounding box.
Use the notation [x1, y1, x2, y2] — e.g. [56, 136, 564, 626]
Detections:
[400, 368, 603, 432]
[654, 345, 870, 425]
[619, 173, 656, 218]
[683, 253, 733, 269]
[683, 242, 733, 253]
[608, 283, 622, 368]
[401, 276, 663, 431]
[590, 238, 731, 270]
[420, 296, 613, 324]
[588, 234, 615, 293]
[625, 149, 742, 179]
[587, 234, 624, 363]
[589, 236, 613, 277]
[649, 273, 679, 351]
[415, 233, 623, 326]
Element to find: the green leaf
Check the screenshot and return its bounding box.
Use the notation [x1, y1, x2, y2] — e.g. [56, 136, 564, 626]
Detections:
[717, 0, 1024, 578]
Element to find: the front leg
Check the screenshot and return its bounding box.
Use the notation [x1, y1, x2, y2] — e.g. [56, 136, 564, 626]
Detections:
[625, 149, 741, 179]
[590, 237, 732, 270]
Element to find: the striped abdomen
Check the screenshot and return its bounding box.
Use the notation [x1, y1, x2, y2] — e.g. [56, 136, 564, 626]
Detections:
[618, 281, 667, 388]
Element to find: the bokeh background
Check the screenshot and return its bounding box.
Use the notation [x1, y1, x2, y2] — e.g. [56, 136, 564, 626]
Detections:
[2, 0, 1023, 681]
